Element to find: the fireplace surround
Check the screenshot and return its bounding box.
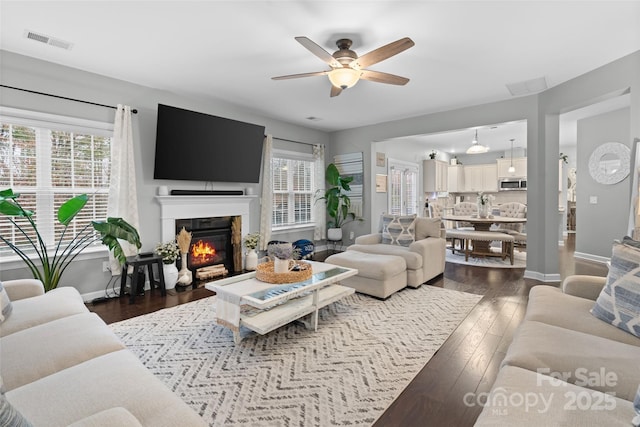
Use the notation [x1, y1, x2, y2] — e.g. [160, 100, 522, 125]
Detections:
[156, 195, 256, 277]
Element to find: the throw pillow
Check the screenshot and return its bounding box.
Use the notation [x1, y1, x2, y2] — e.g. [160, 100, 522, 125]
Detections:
[0, 281, 12, 323]
[0, 394, 32, 427]
[381, 214, 416, 247]
[623, 235, 640, 249]
[591, 242, 640, 337]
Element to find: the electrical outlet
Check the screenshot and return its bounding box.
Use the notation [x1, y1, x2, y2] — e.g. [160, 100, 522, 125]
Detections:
[102, 261, 110, 272]
[350, 231, 355, 240]
[589, 196, 598, 204]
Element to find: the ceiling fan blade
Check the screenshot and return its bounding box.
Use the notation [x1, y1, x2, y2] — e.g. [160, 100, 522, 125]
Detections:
[360, 70, 410, 85]
[272, 71, 329, 80]
[295, 36, 342, 68]
[330, 85, 342, 97]
[350, 37, 415, 69]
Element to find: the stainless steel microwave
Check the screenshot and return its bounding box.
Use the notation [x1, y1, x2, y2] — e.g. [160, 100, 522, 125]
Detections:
[499, 178, 527, 191]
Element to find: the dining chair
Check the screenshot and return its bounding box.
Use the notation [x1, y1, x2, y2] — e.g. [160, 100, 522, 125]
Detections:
[453, 202, 478, 229]
[496, 202, 527, 234]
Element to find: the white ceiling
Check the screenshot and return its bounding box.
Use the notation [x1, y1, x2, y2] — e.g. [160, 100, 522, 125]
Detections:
[1, 1, 639, 149]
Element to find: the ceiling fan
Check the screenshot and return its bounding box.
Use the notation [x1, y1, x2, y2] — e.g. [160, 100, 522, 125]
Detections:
[272, 36, 415, 97]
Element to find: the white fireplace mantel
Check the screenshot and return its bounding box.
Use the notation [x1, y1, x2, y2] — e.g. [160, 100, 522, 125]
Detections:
[156, 195, 257, 243]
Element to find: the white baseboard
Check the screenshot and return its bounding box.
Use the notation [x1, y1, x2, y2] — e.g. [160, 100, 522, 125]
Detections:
[574, 251, 610, 265]
[524, 270, 561, 282]
[81, 281, 151, 302]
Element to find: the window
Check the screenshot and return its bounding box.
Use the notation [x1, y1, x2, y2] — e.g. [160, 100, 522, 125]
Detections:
[271, 151, 315, 228]
[0, 108, 113, 257]
[388, 159, 418, 215]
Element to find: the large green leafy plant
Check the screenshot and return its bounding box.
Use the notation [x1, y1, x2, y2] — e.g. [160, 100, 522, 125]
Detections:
[320, 163, 360, 228]
[0, 188, 141, 291]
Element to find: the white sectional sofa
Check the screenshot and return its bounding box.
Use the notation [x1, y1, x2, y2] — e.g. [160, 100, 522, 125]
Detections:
[474, 275, 640, 426]
[0, 279, 206, 427]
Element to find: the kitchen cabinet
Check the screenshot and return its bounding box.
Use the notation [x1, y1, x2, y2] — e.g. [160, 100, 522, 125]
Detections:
[497, 157, 527, 178]
[447, 165, 464, 192]
[423, 159, 448, 192]
[483, 164, 498, 192]
[463, 164, 497, 192]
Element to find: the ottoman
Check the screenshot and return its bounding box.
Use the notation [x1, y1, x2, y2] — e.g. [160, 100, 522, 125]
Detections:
[325, 250, 407, 299]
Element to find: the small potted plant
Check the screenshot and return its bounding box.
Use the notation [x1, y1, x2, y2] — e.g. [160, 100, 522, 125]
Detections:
[155, 241, 180, 289]
[429, 150, 437, 159]
[476, 192, 495, 218]
[268, 242, 296, 273]
[243, 232, 261, 271]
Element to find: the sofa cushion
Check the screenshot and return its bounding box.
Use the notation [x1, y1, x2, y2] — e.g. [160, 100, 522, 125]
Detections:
[347, 244, 423, 270]
[525, 286, 640, 347]
[0, 281, 12, 323]
[1, 312, 126, 391]
[0, 286, 88, 338]
[6, 349, 207, 427]
[381, 214, 416, 246]
[474, 366, 636, 427]
[67, 407, 143, 427]
[502, 320, 640, 401]
[592, 242, 640, 338]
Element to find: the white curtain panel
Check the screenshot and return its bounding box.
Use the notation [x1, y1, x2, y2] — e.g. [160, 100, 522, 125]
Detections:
[259, 135, 273, 251]
[313, 144, 326, 240]
[107, 105, 140, 274]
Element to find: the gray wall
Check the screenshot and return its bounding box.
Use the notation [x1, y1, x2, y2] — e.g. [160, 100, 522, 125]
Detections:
[575, 108, 631, 258]
[1, 49, 639, 290]
[0, 50, 329, 297]
[329, 50, 640, 281]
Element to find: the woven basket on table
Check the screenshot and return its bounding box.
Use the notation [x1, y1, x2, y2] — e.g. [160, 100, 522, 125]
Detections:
[255, 261, 312, 284]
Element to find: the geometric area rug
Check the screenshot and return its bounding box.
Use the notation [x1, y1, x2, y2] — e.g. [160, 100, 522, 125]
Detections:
[110, 285, 482, 426]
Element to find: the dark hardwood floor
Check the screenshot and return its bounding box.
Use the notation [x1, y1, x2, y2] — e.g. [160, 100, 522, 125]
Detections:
[88, 234, 608, 426]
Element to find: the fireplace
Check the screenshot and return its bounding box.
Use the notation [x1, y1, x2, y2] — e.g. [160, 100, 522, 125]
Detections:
[175, 216, 240, 278]
[156, 194, 255, 282]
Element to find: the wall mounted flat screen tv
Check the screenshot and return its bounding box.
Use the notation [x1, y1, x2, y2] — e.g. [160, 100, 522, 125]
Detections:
[153, 104, 266, 183]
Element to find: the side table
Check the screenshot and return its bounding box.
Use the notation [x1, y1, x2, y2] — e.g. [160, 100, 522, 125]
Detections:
[119, 254, 166, 304]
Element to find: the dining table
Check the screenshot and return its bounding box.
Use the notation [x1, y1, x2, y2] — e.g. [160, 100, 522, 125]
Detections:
[441, 214, 527, 256]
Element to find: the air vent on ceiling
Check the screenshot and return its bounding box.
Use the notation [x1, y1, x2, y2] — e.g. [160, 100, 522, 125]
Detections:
[506, 76, 548, 96]
[24, 30, 73, 50]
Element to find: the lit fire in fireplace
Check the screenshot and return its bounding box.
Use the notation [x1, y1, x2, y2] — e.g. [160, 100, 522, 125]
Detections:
[191, 240, 217, 264]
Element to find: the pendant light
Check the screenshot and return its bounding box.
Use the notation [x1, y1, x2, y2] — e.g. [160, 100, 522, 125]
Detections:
[508, 139, 516, 174]
[466, 129, 489, 154]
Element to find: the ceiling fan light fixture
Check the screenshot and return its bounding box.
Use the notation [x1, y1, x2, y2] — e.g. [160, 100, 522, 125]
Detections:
[328, 67, 361, 89]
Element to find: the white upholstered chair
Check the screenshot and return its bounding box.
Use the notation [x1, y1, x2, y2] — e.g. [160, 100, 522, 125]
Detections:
[497, 202, 527, 250]
[428, 203, 444, 219]
[453, 202, 477, 229]
[497, 202, 527, 234]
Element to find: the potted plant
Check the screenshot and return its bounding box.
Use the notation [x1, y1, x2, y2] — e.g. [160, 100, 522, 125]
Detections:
[0, 188, 142, 292]
[318, 163, 361, 241]
[243, 232, 261, 271]
[429, 150, 437, 159]
[155, 240, 180, 289]
[267, 242, 297, 273]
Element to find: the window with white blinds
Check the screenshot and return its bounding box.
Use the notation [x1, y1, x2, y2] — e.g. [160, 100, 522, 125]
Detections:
[388, 160, 418, 216]
[271, 151, 315, 228]
[0, 108, 113, 257]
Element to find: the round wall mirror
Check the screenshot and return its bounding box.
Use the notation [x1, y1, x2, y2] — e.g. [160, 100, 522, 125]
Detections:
[588, 142, 630, 185]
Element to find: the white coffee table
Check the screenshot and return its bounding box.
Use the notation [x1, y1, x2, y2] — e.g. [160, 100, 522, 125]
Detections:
[205, 261, 357, 344]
